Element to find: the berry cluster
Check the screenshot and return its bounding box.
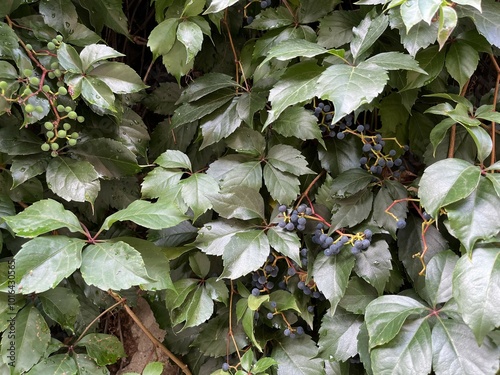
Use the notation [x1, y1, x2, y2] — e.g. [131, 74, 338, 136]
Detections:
[313, 101, 354, 140]
[245, 0, 273, 25]
[358, 133, 408, 178]
[277, 203, 312, 232]
[313, 224, 374, 256]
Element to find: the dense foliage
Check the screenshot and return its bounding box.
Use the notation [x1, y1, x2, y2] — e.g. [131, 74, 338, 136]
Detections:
[1, 0, 500, 374]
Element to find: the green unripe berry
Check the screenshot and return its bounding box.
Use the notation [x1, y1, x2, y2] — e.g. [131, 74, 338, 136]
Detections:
[0, 81, 8, 90]
[64, 106, 72, 113]
[51, 150, 58, 157]
[56, 104, 65, 112]
[47, 42, 56, 50]
[68, 138, 77, 146]
[56, 35, 63, 42]
[70, 132, 79, 139]
[68, 111, 77, 119]
[25, 103, 35, 113]
[50, 142, 59, 150]
[54, 69, 62, 78]
[29, 76, 40, 86]
[42, 85, 51, 92]
[63, 123, 71, 131]
[57, 86, 67, 96]
[25, 44, 33, 50]
[23, 68, 33, 77]
[46, 131, 55, 138]
[52, 38, 58, 45]
[35, 105, 44, 113]
[57, 130, 67, 138]
[22, 88, 32, 96]
[50, 61, 59, 69]
[41, 143, 50, 151]
[47, 72, 56, 79]
[44, 122, 54, 130]
[76, 116, 85, 123]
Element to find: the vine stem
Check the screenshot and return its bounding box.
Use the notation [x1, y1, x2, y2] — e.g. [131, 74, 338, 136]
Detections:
[226, 280, 242, 361]
[107, 290, 192, 375]
[489, 54, 500, 166]
[296, 169, 326, 207]
[448, 79, 471, 158]
[74, 299, 124, 344]
[223, 10, 240, 87]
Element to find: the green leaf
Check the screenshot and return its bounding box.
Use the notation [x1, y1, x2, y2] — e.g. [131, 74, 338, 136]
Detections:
[429, 118, 456, 155]
[267, 144, 314, 176]
[404, 45, 445, 89]
[339, 276, 378, 314]
[39, 287, 80, 333]
[464, 125, 492, 162]
[101, 199, 188, 231]
[155, 149, 192, 170]
[418, 158, 481, 218]
[318, 137, 363, 177]
[207, 156, 262, 190]
[370, 318, 432, 375]
[203, 0, 239, 14]
[71, 138, 141, 178]
[226, 127, 266, 156]
[446, 178, 500, 253]
[351, 13, 388, 61]
[171, 89, 235, 128]
[81, 76, 116, 111]
[312, 251, 356, 314]
[77, 333, 126, 366]
[452, 247, 500, 343]
[423, 250, 458, 307]
[373, 180, 408, 236]
[39, 0, 77, 35]
[183, 286, 214, 328]
[160, 40, 194, 82]
[177, 21, 203, 63]
[219, 230, 270, 279]
[177, 73, 239, 104]
[476, 104, 500, 123]
[46, 157, 100, 204]
[353, 239, 392, 295]
[318, 10, 363, 49]
[57, 43, 83, 73]
[267, 290, 300, 313]
[246, 6, 294, 30]
[263, 164, 300, 205]
[210, 186, 265, 221]
[148, 18, 179, 59]
[266, 61, 324, 126]
[236, 299, 262, 351]
[200, 98, 242, 149]
[445, 41, 479, 91]
[400, 0, 441, 31]
[80, 44, 125, 72]
[77, 0, 130, 36]
[14, 236, 84, 294]
[81, 241, 153, 290]
[316, 62, 389, 123]
[0, 306, 50, 374]
[272, 335, 323, 375]
[252, 357, 278, 373]
[437, 6, 458, 49]
[459, 0, 500, 49]
[89, 62, 147, 94]
[330, 189, 373, 231]
[318, 308, 363, 361]
[143, 362, 164, 375]
[432, 319, 500, 375]
[180, 173, 219, 220]
[364, 52, 427, 73]
[26, 354, 77, 375]
[365, 295, 428, 348]
[11, 155, 50, 189]
[0, 22, 18, 58]
[195, 220, 250, 256]
[299, 0, 341, 23]
[268, 106, 325, 147]
[0, 126, 43, 156]
[267, 227, 302, 265]
[260, 39, 328, 67]
[4, 199, 83, 237]
[329, 168, 373, 198]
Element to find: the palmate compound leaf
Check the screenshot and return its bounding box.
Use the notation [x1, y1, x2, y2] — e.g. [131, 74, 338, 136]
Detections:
[0, 305, 50, 375]
[267, 226, 302, 265]
[315, 61, 389, 124]
[209, 186, 265, 221]
[16, 232, 81, 294]
[418, 158, 481, 219]
[350, 12, 388, 61]
[452, 246, 500, 344]
[432, 318, 500, 375]
[266, 144, 314, 176]
[445, 177, 500, 253]
[195, 219, 251, 257]
[353, 239, 392, 295]
[370, 318, 432, 375]
[206, 155, 262, 190]
[271, 335, 323, 375]
[80, 241, 154, 291]
[365, 295, 429, 348]
[263, 164, 300, 205]
[269, 106, 325, 147]
[26, 354, 77, 375]
[259, 39, 329, 67]
[3, 199, 84, 237]
[76, 333, 126, 366]
[312, 250, 356, 315]
[219, 230, 270, 280]
[38, 287, 80, 334]
[100, 199, 188, 232]
[180, 173, 220, 220]
[423, 250, 458, 307]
